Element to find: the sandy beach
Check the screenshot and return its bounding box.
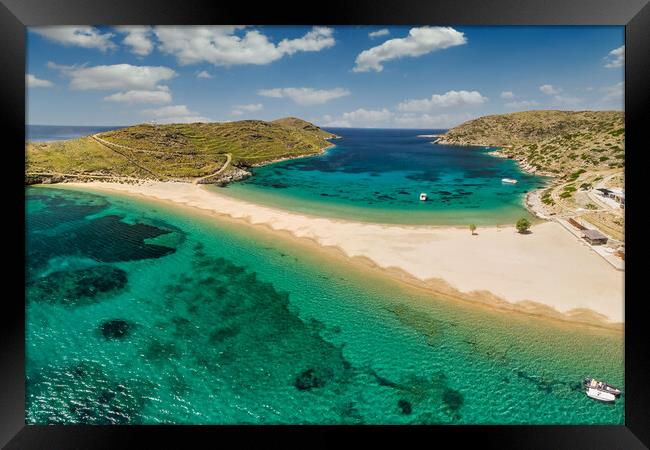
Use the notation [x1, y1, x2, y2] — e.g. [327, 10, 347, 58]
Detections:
[61, 181, 624, 327]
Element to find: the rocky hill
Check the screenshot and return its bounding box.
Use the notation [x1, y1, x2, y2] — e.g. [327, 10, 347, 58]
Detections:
[271, 117, 336, 140]
[437, 110, 624, 178]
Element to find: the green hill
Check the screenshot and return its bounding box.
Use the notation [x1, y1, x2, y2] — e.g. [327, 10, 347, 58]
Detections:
[26, 118, 336, 185]
[271, 117, 335, 139]
[437, 110, 624, 177]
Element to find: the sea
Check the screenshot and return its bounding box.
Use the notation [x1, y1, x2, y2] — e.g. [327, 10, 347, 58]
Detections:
[27, 125, 126, 142]
[25, 184, 624, 424]
[216, 128, 549, 225]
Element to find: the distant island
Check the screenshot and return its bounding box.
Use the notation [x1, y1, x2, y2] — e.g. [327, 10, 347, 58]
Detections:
[436, 110, 624, 240]
[26, 117, 337, 186]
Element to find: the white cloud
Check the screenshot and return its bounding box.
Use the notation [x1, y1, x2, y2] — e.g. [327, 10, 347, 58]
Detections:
[353, 26, 466, 73]
[33, 26, 116, 51]
[604, 45, 624, 68]
[277, 26, 335, 55]
[154, 116, 212, 124]
[115, 26, 154, 56]
[397, 90, 487, 112]
[369, 29, 390, 39]
[342, 108, 392, 123]
[322, 109, 473, 128]
[48, 62, 176, 91]
[258, 87, 350, 106]
[141, 104, 210, 123]
[552, 95, 583, 107]
[599, 82, 624, 108]
[504, 100, 540, 109]
[142, 104, 192, 117]
[539, 84, 561, 95]
[231, 103, 264, 116]
[321, 116, 351, 128]
[500, 91, 515, 100]
[196, 70, 213, 79]
[322, 108, 392, 127]
[393, 112, 474, 128]
[103, 89, 172, 104]
[154, 26, 335, 67]
[26, 74, 53, 88]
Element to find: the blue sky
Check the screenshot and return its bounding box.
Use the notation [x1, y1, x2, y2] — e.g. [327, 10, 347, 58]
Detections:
[26, 26, 624, 128]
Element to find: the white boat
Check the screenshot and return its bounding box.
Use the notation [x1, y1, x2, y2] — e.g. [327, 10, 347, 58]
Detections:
[501, 178, 518, 184]
[586, 387, 616, 403]
[583, 378, 621, 403]
[419, 193, 427, 201]
[584, 378, 621, 397]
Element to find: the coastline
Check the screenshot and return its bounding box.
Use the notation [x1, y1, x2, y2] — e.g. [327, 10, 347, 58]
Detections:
[250, 138, 339, 168]
[433, 139, 557, 219]
[46, 181, 624, 329]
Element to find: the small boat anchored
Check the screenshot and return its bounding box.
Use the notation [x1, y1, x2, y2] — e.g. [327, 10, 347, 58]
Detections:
[419, 193, 428, 201]
[501, 178, 518, 184]
[584, 378, 621, 403]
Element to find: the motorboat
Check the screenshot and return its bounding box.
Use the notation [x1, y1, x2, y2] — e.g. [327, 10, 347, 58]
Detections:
[501, 178, 518, 184]
[584, 378, 621, 402]
[586, 388, 616, 403]
[419, 193, 427, 201]
[584, 378, 621, 397]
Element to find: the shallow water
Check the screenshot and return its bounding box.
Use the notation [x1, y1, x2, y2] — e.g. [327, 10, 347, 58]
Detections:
[26, 187, 623, 424]
[217, 128, 548, 225]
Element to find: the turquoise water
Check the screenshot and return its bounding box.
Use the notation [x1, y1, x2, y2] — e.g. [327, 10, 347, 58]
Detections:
[217, 128, 548, 225]
[26, 187, 623, 424]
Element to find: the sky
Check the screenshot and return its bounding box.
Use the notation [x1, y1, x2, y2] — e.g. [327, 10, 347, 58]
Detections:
[26, 25, 624, 128]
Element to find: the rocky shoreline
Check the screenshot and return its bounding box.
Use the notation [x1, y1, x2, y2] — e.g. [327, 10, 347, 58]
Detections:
[197, 166, 251, 186]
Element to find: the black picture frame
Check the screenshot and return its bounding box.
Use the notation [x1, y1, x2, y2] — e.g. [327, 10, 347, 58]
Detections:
[2, 0, 648, 448]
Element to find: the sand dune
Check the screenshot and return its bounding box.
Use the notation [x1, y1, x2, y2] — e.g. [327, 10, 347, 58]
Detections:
[62, 181, 624, 326]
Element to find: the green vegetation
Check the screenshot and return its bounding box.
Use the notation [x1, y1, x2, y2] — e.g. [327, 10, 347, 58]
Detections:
[25, 137, 152, 180]
[516, 218, 531, 234]
[437, 110, 624, 177]
[26, 117, 336, 184]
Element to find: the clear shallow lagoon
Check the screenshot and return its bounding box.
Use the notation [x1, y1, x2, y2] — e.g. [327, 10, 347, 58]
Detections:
[217, 128, 548, 225]
[26, 186, 623, 424]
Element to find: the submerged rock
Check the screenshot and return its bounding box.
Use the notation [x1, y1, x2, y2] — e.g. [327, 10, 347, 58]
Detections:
[294, 368, 333, 391]
[398, 399, 412, 415]
[443, 388, 464, 411]
[28, 265, 128, 306]
[100, 319, 131, 339]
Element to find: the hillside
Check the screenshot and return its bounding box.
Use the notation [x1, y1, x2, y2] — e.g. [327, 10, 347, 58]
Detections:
[26, 118, 336, 185]
[438, 110, 625, 242]
[437, 110, 624, 177]
[271, 117, 336, 140]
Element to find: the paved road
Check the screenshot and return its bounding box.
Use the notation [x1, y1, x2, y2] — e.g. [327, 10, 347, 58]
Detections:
[556, 218, 624, 271]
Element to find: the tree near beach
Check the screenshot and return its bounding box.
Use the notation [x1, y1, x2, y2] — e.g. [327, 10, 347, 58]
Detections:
[516, 218, 531, 234]
[469, 224, 477, 235]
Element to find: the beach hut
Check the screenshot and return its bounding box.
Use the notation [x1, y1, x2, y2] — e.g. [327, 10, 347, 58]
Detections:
[582, 229, 608, 245]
